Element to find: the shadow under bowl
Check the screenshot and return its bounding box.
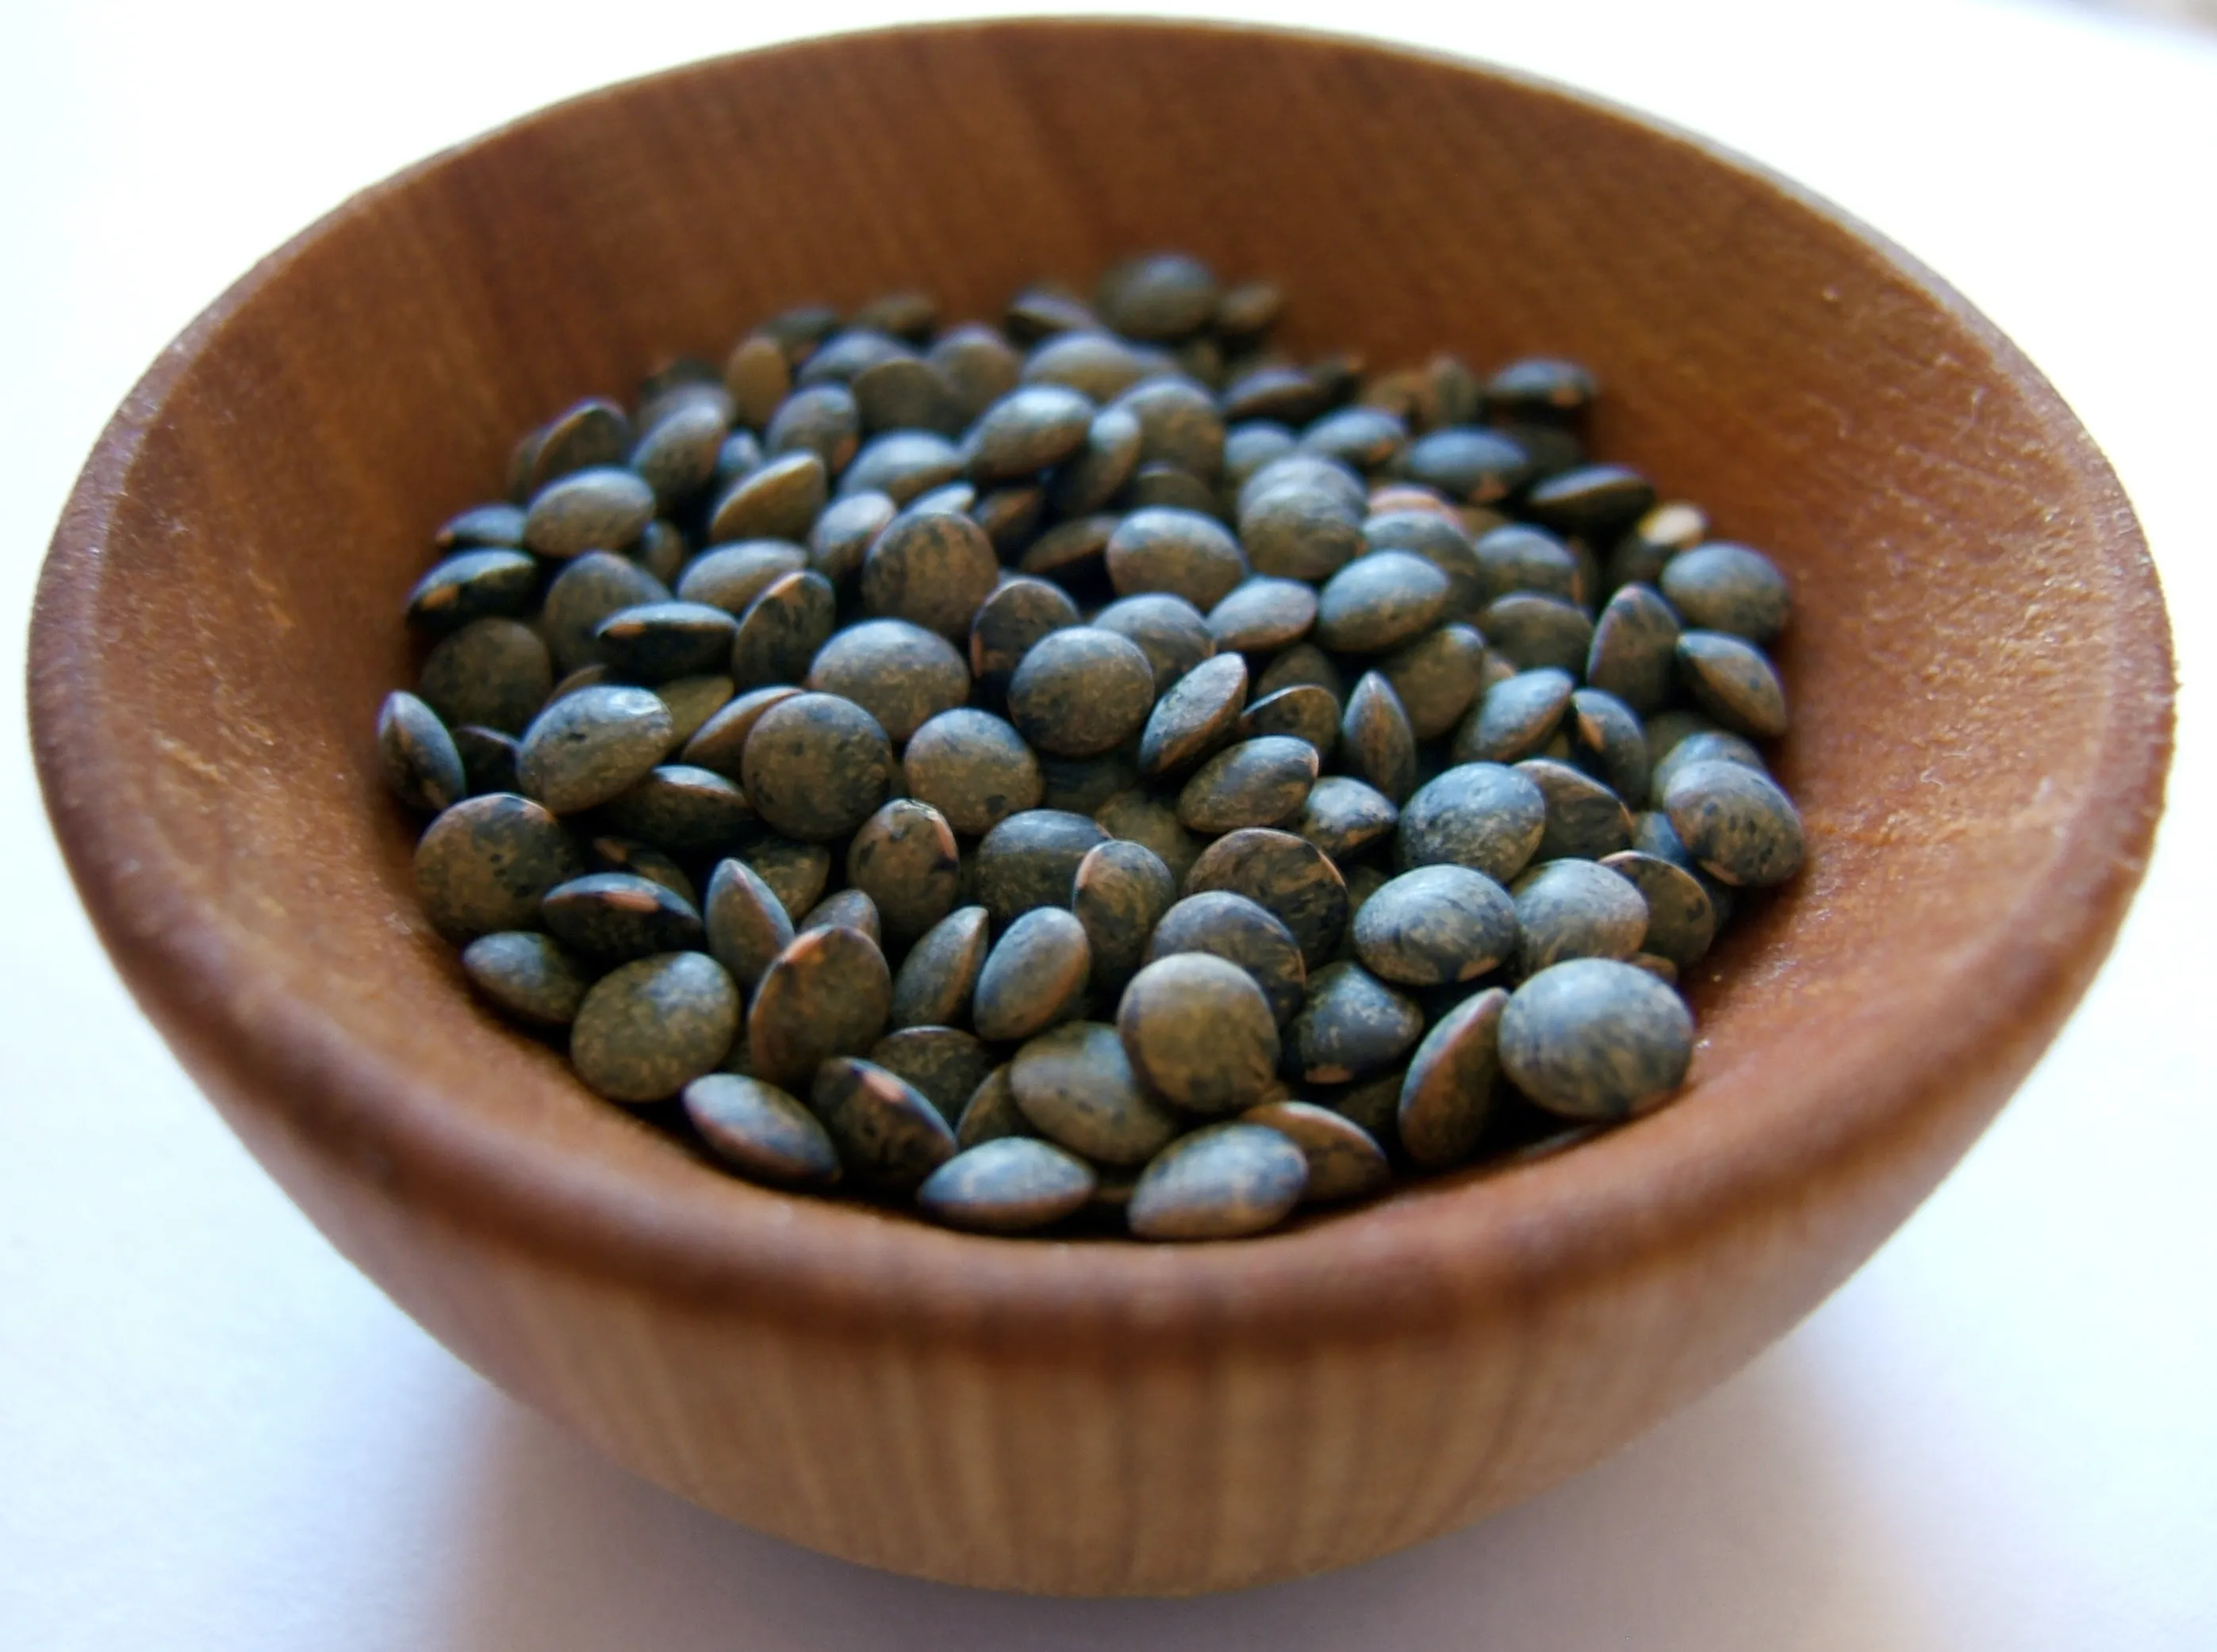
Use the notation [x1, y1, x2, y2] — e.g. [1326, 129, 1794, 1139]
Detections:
[28, 18, 2172, 1596]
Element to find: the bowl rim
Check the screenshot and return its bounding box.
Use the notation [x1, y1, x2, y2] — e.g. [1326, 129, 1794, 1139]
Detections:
[27, 17, 2174, 1343]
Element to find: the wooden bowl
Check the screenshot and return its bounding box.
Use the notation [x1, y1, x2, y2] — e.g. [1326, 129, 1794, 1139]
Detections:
[29, 19, 2172, 1596]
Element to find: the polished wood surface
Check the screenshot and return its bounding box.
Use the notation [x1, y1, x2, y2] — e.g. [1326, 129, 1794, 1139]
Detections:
[27, 20, 2172, 1595]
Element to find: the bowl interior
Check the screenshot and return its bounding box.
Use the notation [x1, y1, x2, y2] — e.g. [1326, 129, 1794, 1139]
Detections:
[33, 21, 2167, 1331]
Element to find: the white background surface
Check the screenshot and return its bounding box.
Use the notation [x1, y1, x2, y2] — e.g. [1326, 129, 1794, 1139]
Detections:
[3, 0, 2213, 1645]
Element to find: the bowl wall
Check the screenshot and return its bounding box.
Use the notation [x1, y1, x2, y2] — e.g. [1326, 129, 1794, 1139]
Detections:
[29, 20, 2170, 1595]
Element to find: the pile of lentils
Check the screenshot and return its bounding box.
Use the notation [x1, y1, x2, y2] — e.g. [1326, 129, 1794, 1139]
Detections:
[378, 252, 1806, 1241]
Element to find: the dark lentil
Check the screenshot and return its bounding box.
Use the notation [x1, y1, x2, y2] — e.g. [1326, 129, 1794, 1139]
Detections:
[805, 618, 969, 744]
[1586, 583, 1682, 713]
[542, 550, 669, 676]
[1302, 405, 1406, 471]
[838, 798, 958, 943]
[730, 570, 838, 689]
[654, 675, 735, 746]
[1011, 1021, 1182, 1166]
[1379, 623, 1487, 741]
[407, 549, 538, 634]
[517, 685, 676, 815]
[966, 384, 1095, 482]
[809, 1057, 957, 1193]
[1339, 671, 1418, 803]
[1116, 378, 1225, 481]
[379, 691, 466, 814]
[1241, 1101, 1390, 1202]
[1498, 958, 1693, 1119]
[808, 491, 896, 585]
[571, 952, 738, 1104]
[1512, 859, 1648, 972]
[1662, 542, 1790, 643]
[799, 888, 882, 947]
[433, 502, 527, 552]
[1039, 749, 1140, 816]
[680, 684, 800, 780]
[867, 1025, 997, 1127]
[1661, 760, 1806, 887]
[1105, 508, 1248, 611]
[1235, 683, 1342, 759]
[684, 1074, 842, 1190]
[1292, 775, 1398, 861]
[1138, 652, 1249, 781]
[676, 540, 807, 617]
[1117, 952, 1281, 1115]
[1072, 838, 1178, 988]
[743, 836, 832, 922]
[631, 399, 727, 509]
[1517, 757, 1635, 861]
[1176, 735, 1318, 834]
[521, 399, 631, 493]
[1287, 960, 1425, 1087]
[927, 325, 1022, 423]
[703, 856, 797, 991]
[1481, 592, 1594, 675]
[1207, 577, 1318, 654]
[973, 906, 1092, 1043]
[1096, 252, 1218, 340]
[1127, 1124, 1308, 1240]
[542, 872, 705, 963]
[524, 466, 655, 559]
[850, 361, 959, 440]
[918, 1139, 1095, 1232]
[1239, 477, 1365, 581]
[1453, 666, 1575, 765]
[1007, 627, 1156, 757]
[1352, 865, 1517, 986]
[1677, 631, 1790, 738]
[1091, 593, 1216, 694]
[1023, 332, 1156, 401]
[1092, 789, 1205, 887]
[863, 508, 1000, 639]
[740, 692, 892, 841]
[1315, 552, 1449, 654]
[746, 925, 892, 1091]
[881, 905, 988, 1031]
[1396, 986, 1506, 1169]
[1598, 850, 1716, 967]
[1398, 426, 1532, 504]
[419, 619, 554, 735]
[452, 724, 521, 796]
[1398, 761, 1548, 882]
[460, 930, 593, 1028]
[902, 709, 1043, 835]
[1183, 828, 1348, 969]
[953, 1062, 1029, 1148]
[709, 450, 826, 543]
[968, 577, 1079, 693]
[972, 809, 1107, 928]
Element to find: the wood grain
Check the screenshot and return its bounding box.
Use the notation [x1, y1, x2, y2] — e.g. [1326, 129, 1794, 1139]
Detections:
[27, 19, 2173, 1595]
